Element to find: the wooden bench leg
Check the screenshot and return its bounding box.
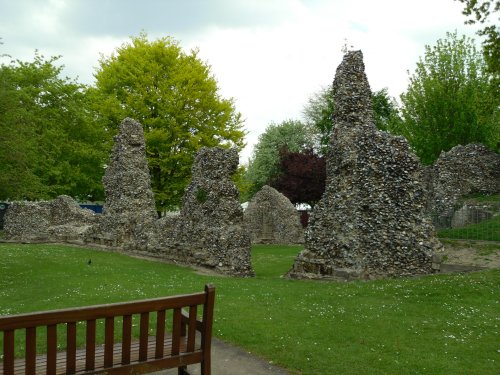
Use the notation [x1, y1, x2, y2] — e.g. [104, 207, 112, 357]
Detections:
[178, 365, 189, 375]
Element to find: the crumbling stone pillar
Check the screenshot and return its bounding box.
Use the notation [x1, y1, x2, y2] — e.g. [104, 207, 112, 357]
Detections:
[85, 118, 157, 248]
[288, 51, 442, 280]
[153, 147, 254, 277]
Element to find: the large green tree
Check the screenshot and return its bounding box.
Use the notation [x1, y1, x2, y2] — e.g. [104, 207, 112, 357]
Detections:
[394, 32, 498, 164]
[0, 54, 106, 201]
[92, 34, 245, 211]
[243, 120, 314, 200]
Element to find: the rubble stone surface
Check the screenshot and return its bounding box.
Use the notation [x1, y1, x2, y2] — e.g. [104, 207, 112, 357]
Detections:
[3, 118, 255, 276]
[4, 195, 95, 241]
[151, 147, 254, 277]
[288, 51, 442, 280]
[84, 118, 157, 248]
[425, 144, 500, 227]
[244, 185, 303, 244]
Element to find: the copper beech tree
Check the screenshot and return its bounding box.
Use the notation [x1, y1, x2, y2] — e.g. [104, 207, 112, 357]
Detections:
[271, 148, 326, 208]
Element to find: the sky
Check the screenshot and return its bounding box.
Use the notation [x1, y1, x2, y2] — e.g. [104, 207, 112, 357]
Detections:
[0, 0, 482, 163]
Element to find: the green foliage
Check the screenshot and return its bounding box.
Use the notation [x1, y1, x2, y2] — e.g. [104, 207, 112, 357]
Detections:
[438, 213, 500, 241]
[302, 85, 335, 153]
[1, 243, 499, 374]
[0, 53, 107, 201]
[92, 33, 245, 210]
[456, 0, 499, 77]
[243, 119, 314, 200]
[372, 88, 402, 132]
[303, 86, 401, 154]
[395, 32, 499, 165]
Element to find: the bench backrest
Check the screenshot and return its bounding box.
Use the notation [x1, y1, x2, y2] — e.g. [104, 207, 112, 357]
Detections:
[0, 284, 215, 374]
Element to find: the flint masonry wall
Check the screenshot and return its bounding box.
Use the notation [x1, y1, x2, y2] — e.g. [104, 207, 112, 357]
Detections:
[244, 185, 304, 244]
[151, 147, 254, 277]
[4, 195, 96, 242]
[84, 118, 158, 248]
[288, 51, 442, 281]
[3, 118, 254, 277]
[425, 143, 500, 227]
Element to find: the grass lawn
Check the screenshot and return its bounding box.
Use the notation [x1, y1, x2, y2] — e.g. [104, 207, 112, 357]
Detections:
[438, 214, 500, 241]
[0, 243, 499, 374]
[437, 194, 500, 242]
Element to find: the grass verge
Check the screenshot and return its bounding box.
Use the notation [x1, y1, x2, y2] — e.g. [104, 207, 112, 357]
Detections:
[438, 214, 500, 241]
[0, 243, 499, 374]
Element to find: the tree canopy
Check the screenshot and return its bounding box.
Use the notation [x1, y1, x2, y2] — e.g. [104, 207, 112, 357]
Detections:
[270, 148, 325, 207]
[243, 119, 314, 200]
[0, 53, 106, 201]
[394, 32, 498, 165]
[456, 0, 499, 77]
[92, 33, 245, 210]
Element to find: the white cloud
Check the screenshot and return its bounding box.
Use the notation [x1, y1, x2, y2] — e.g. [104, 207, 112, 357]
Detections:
[0, 0, 484, 162]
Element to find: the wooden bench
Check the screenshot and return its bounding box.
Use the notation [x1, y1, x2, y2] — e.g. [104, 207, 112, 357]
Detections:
[0, 284, 215, 375]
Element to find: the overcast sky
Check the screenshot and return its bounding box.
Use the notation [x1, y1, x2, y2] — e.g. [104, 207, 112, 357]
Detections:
[0, 0, 481, 162]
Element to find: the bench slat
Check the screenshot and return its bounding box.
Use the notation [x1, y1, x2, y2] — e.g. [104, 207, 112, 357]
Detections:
[47, 324, 57, 374]
[139, 312, 149, 362]
[121, 314, 132, 365]
[67, 322, 77, 374]
[85, 319, 96, 371]
[172, 308, 182, 356]
[104, 317, 114, 367]
[25, 326, 36, 375]
[155, 310, 166, 359]
[187, 305, 197, 352]
[2, 335, 194, 374]
[0, 294, 206, 330]
[4, 329, 15, 375]
[201, 285, 216, 375]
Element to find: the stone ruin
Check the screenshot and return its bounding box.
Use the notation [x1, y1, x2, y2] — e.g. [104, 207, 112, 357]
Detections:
[424, 143, 500, 227]
[151, 147, 254, 277]
[84, 117, 157, 248]
[4, 195, 96, 242]
[288, 51, 443, 281]
[3, 118, 254, 277]
[244, 185, 304, 244]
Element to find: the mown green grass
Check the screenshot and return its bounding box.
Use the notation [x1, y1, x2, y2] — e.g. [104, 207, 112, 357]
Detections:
[438, 214, 500, 241]
[0, 243, 499, 374]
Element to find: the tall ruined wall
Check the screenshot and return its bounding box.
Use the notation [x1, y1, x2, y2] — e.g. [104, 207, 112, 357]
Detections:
[152, 147, 254, 277]
[244, 185, 303, 244]
[288, 51, 442, 281]
[84, 118, 157, 248]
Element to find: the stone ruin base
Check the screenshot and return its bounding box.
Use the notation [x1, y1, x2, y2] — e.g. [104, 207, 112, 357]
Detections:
[3, 195, 96, 242]
[146, 147, 254, 277]
[287, 51, 443, 281]
[288, 250, 443, 281]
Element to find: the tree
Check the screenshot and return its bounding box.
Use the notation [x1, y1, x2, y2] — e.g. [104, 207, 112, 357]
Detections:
[302, 86, 401, 154]
[456, 0, 499, 77]
[0, 53, 106, 201]
[395, 32, 498, 165]
[243, 120, 314, 200]
[92, 33, 245, 211]
[302, 85, 334, 154]
[372, 88, 402, 132]
[270, 148, 326, 207]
